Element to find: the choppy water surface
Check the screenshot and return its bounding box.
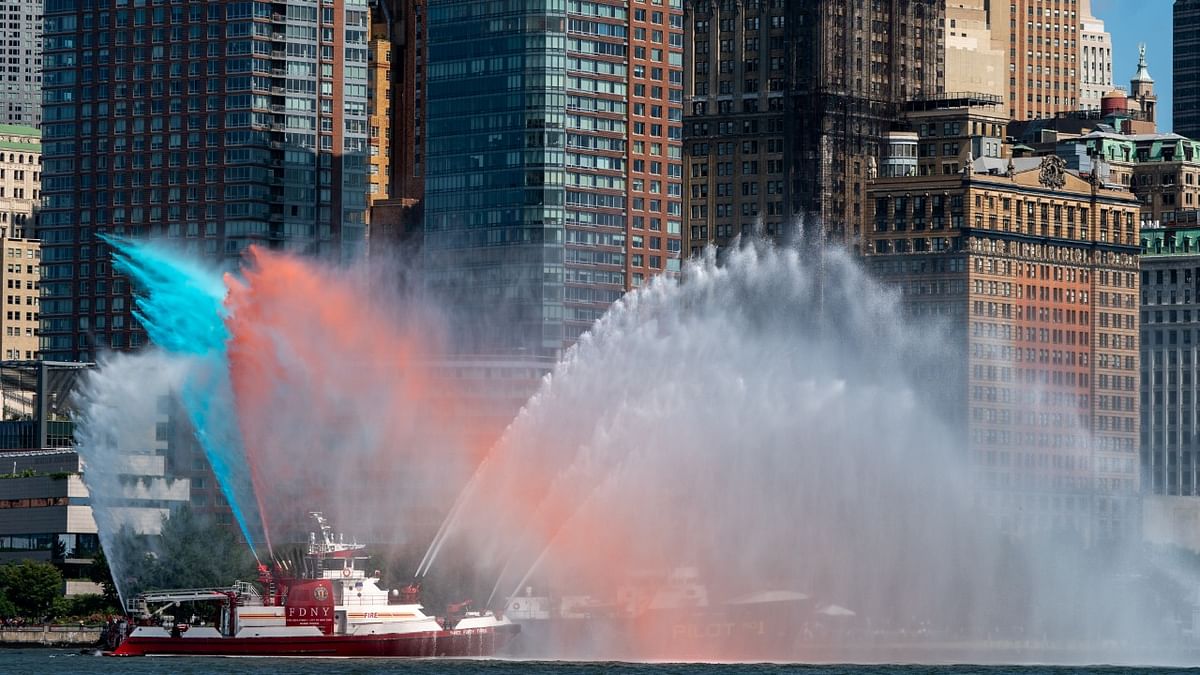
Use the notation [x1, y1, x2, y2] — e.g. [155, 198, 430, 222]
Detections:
[2, 651, 1196, 675]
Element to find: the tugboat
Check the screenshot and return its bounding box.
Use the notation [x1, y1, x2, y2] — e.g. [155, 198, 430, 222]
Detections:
[109, 513, 519, 657]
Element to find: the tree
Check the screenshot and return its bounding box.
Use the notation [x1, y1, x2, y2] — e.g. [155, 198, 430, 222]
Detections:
[134, 505, 258, 593]
[0, 560, 63, 618]
[0, 588, 17, 618]
[88, 547, 121, 608]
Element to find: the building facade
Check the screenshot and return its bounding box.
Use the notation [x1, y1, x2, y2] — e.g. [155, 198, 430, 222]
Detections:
[365, 0, 425, 260]
[1140, 225, 1200, 499]
[1176, 0, 1200, 140]
[1078, 10, 1112, 112]
[945, 0, 1006, 102]
[683, 0, 946, 257]
[366, 3, 393, 205]
[38, 0, 373, 362]
[902, 93, 1008, 177]
[866, 156, 1141, 540]
[425, 0, 684, 356]
[1063, 132, 1200, 226]
[1006, 0, 1082, 121]
[0, 236, 41, 361]
[0, 126, 39, 238]
[0, 128, 41, 362]
[1, 0, 43, 127]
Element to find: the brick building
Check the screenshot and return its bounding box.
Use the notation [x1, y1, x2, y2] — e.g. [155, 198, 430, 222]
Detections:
[866, 155, 1141, 540]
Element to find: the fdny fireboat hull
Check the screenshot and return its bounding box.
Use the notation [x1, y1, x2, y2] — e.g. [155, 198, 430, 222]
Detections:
[109, 624, 520, 658]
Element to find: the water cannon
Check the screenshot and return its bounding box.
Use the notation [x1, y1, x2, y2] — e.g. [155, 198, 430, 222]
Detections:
[399, 582, 421, 604]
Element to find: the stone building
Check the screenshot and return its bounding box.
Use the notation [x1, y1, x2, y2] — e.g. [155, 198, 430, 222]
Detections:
[1078, 9, 1113, 112]
[866, 155, 1141, 541]
[0, 127, 41, 361]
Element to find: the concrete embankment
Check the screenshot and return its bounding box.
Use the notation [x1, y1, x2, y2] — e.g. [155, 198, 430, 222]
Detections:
[0, 626, 101, 646]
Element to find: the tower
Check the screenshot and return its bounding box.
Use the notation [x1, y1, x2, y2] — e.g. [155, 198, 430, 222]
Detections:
[1130, 43, 1157, 128]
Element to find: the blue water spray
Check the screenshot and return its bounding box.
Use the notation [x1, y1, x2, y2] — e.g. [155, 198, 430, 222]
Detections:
[104, 235, 264, 555]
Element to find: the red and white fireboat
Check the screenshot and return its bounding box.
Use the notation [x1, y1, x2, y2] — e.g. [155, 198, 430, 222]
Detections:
[108, 513, 518, 657]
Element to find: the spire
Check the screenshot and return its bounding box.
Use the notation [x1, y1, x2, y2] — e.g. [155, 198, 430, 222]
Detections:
[1132, 43, 1154, 84]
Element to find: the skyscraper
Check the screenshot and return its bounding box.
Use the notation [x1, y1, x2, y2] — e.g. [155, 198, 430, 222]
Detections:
[1176, 0, 1200, 139]
[1005, 0, 1083, 121]
[424, 0, 684, 356]
[363, 0, 426, 260]
[1, 0, 43, 127]
[1078, 8, 1113, 112]
[38, 0, 372, 362]
[682, 0, 945, 256]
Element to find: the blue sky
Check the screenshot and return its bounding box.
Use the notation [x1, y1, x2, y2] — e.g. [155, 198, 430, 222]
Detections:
[1093, 0, 1174, 131]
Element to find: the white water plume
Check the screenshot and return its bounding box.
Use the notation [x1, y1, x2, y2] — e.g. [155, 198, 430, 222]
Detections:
[420, 239, 1196, 662]
[74, 350, 196, 607]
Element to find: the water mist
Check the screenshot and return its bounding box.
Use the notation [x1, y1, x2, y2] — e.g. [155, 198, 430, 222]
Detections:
[420, 239, 1195, 663]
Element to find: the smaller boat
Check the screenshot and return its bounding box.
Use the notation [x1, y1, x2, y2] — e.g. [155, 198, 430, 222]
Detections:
[109, 513, 518, 657]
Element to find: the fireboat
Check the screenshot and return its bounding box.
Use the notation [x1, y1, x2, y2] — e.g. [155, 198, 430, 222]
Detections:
[108, 513, 519, 657]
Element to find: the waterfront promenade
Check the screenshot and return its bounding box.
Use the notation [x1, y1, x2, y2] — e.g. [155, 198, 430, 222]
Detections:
[0, 625, 101, 647]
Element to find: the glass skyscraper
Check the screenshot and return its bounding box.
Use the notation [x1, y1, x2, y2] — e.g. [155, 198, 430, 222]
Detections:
[425, 0, 567, 356]
[425, 0, 684, 357]
[39, 0, 371, 361]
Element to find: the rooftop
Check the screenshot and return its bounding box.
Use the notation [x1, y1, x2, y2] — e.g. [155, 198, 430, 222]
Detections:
[0, 125, 41, 153]
[0, 125, 39, 138]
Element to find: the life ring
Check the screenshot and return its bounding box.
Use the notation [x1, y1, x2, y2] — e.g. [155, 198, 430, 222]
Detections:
[342, 568, 351, 577]
[511, 602, 520, 610]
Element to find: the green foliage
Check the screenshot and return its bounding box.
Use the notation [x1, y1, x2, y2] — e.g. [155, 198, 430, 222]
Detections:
[0, 560, 62, 618]
[132, 504, 258, 593]
[88, 547, 121, 607]
[50, 593, 118, 623]
[0, 588, 17, 618]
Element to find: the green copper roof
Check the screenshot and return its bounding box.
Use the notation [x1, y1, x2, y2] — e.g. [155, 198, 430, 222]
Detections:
[1142, 228, 1200, 255]
[0, 125, 39, 138]
[0, 125, 40, 153]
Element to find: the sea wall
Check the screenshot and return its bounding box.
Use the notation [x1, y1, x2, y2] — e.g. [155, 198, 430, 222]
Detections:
[0, 626, 101, 646]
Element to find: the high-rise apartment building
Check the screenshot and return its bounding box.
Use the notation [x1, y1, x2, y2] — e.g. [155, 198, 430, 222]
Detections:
[367, 4, 393, 205]
[425, 0, 684, 356]
[1078, 10, 1113, 112]
[1006, 0, 1082, 121]
[1176, 0, 1200, 140]
[364, 0, 425, 259]
[866, 155, 1141, 540]
[38, 0, 372, 362]
[682, 0, 945, 257]
[1, 0, 43, 127]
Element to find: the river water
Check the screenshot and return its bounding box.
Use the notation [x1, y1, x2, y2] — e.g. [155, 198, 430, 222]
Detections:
[1, 650, 1194, 675]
